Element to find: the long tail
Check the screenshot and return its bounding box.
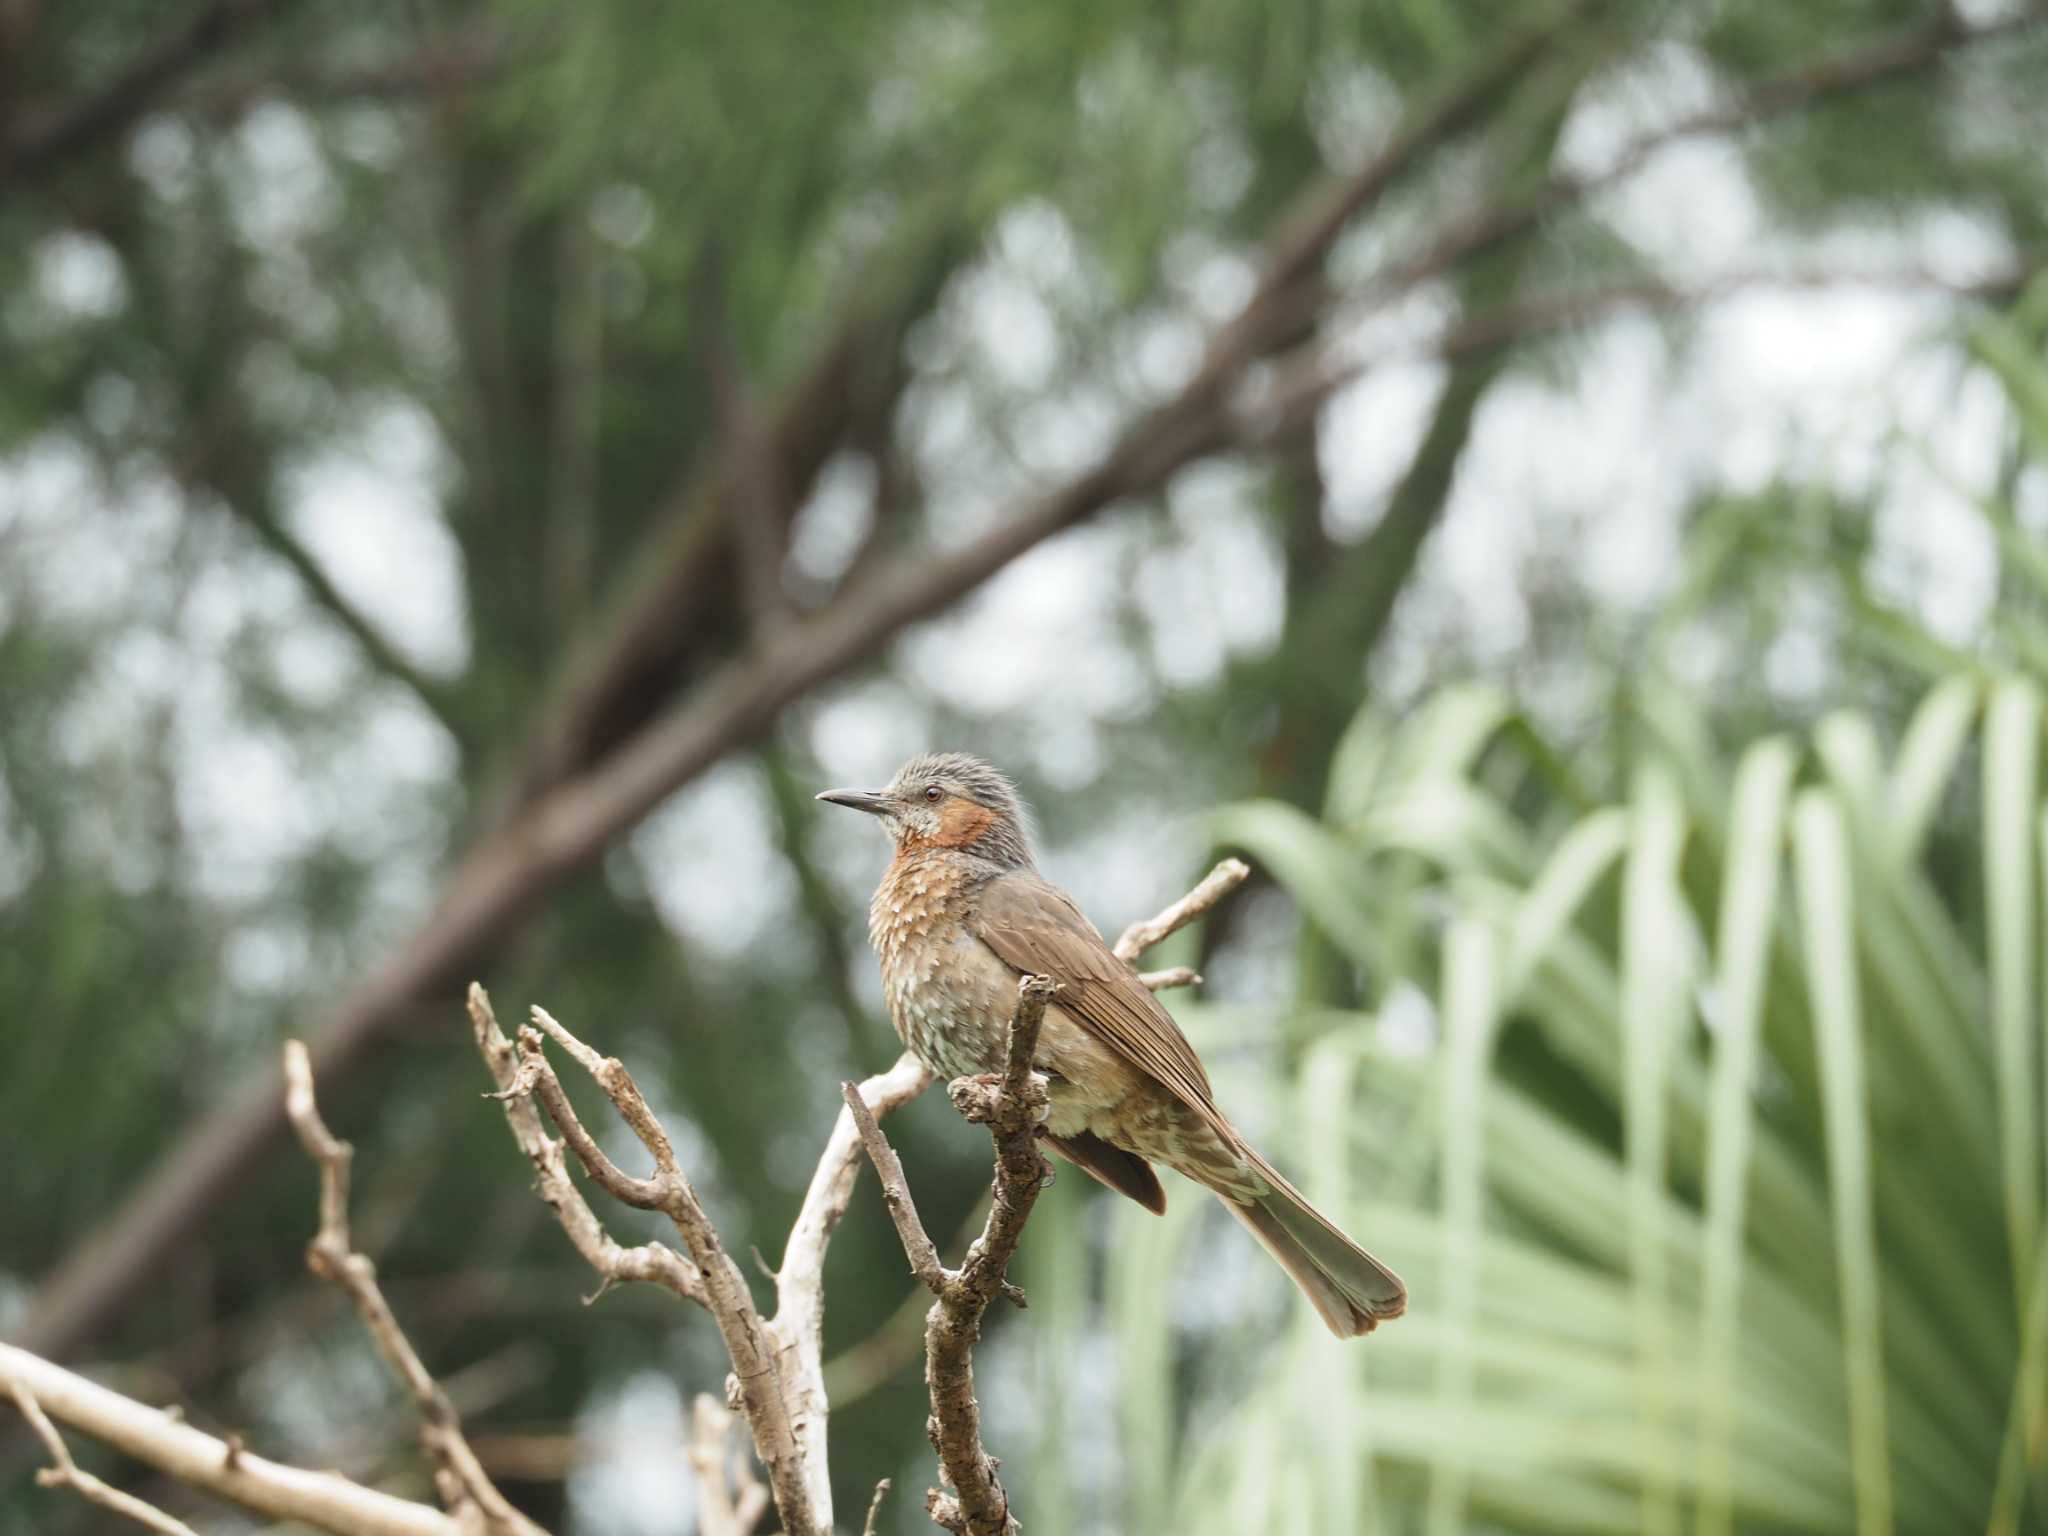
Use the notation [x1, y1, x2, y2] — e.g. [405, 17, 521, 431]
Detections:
[1220, 1148, 1405, 1337]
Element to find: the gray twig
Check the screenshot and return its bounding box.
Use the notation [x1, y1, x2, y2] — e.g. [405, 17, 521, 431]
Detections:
[6, 1379, 199, 1536]
[284, 1041, 546, 1536]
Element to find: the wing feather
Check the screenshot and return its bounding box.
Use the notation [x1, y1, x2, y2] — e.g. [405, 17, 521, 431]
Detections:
[977, 872, 1225, 1128]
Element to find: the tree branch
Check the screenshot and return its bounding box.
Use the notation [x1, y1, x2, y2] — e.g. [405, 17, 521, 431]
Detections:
[226, 499, 471, 747]
[846, 978, 1057, 1536]
[1356, 9, 2042, 329]
[1113, 858, 1251, 961]
[6, 1378, 198, 1536]
[469, 986, 709, 1305]
[0, 1342, 461, 1536]
[0, 0, 294, 181]
[283, 1041, 543, 1536]
[484, 1004, 818, 1533]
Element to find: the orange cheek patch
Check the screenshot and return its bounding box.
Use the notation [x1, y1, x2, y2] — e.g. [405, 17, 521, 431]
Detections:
[933, 799, 996, 848]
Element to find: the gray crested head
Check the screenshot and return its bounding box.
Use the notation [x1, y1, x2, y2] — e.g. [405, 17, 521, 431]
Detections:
[815, 751, 1036, 869]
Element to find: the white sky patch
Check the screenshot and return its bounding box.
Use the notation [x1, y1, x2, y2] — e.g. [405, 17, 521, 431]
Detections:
[282, 400, 469, 675]
[230, 102, 339, 248]
[567, 1372, 693, 1536]
[635, 760, 798, 959]
[900, 525, 1152, 719]
[33, 231, 127, 321]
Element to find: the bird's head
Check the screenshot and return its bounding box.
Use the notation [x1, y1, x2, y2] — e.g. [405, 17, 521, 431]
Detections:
[817, 752, 1035, 869]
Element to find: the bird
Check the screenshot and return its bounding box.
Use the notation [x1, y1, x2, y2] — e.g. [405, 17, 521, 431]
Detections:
[819, 751, 1405, 1337]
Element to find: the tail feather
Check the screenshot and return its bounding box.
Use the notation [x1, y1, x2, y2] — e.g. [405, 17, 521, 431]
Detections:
[1223, 1148, 1405, 1338]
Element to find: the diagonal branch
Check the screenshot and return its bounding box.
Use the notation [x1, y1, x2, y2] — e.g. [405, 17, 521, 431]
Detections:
[283, 1041, 544, 1536]
[0, 1341, 461, 1536]
[470, 986, 708, 1304]
[1, 0, 294, 181]
[228, 499, 471, 746]
[1353, 8, 2044, 328]
[1114, 858, 1251, 961]
[7, 1378, 198, 1536]
[845, 976, 1057, 1536]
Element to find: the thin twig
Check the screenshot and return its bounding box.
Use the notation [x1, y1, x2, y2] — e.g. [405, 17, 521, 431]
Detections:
[0, 1342, 460, 1536]
[470, 987, 708, 1304]
[850, 977, 1057, 1536]
[1114, 858, 1252, 961]
[865, 1478, 895, 1536]
[769, 1050, 934, 1520]
[487, 1001, 818, 1533]
[8, 1380, 199, 1536]
[283, 1041, 546, 1536]
[843, 1081, 947, 1293]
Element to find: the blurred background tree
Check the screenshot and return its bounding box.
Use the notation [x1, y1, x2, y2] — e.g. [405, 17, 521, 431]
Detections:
[3, 0, 2047, 1530]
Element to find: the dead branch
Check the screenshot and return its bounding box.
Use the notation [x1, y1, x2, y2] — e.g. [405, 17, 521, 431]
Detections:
[0, 0, 293, 181]
[0, 1342, 460, 1536]
[485, 1003, 816, 1533]
[283, 1041, 544, 1536]
[686, 1394, 769, 1536]
[767, 1050, 934, 1518]
[7, 1377, 198, 1536]
[1114, 858, 1251, 961]
[470, 986, 708, 1303]
[846, 976, 1057, 1536]
[475, 985, 932, 1535]
[865, 1478, 895, 1536]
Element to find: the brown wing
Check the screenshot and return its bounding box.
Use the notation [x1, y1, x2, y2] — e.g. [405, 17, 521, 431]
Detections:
[1044, 1131, 1167, 1213]
[977, 871, 1226, 1130]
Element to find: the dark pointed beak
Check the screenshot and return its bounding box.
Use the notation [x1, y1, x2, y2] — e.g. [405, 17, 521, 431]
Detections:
[816, 787, 894, 817]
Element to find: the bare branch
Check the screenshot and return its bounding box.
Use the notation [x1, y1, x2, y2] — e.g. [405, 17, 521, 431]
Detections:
[865, 1479, 895, 1536]
[0, 0, 292, 181]
[8, 1379, 199, 1536]
[770, 1051, 934, 1517]
[850, 977, 1057, 1536]
[283, 1041, 545, 1536]
[686, 1395, 748, 1536]
[488, 1001, 820, 1535]
[1114, 858, 1252, 962]
[843, 1080, 947, 1294]
[1137, 965, 1204, 991]
[0, 1342, 460, 1536]
[469, 987, 707, 1306]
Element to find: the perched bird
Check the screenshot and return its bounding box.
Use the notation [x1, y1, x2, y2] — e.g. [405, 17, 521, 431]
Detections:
[819, 752, 1405, 1337]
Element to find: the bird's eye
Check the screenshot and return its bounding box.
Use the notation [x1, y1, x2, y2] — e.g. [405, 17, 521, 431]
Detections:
[923, 785, 943, 802]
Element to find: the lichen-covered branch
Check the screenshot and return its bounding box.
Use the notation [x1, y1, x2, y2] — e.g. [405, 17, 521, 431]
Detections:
[283, 1041, 545, 1536]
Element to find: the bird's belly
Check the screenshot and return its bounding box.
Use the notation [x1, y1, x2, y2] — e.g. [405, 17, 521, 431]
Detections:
[881, 927, 1013, 1081]
[880, 931, 1139, 1125]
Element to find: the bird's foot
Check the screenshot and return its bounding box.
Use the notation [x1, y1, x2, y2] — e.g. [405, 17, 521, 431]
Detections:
[947, 1069, 1050, 1127]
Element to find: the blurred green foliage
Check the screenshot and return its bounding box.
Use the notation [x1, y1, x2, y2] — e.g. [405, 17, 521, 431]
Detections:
[3, 0, 2048, 1531]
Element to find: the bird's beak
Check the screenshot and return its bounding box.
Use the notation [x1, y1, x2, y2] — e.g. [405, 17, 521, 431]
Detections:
[816, 787, 894, 817]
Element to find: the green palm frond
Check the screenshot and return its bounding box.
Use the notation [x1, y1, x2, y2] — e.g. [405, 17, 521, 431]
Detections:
[1094, 667, 2048, 1534]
